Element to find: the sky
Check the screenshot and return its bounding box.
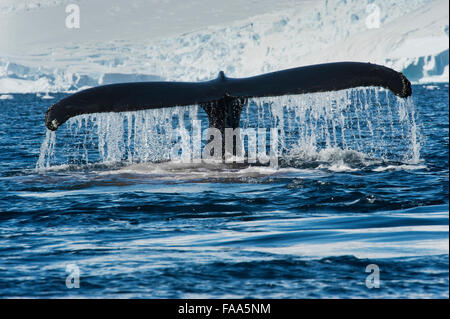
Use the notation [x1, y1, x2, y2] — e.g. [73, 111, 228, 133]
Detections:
[0, 0, 313, 55]
[0, 0, 447, 93]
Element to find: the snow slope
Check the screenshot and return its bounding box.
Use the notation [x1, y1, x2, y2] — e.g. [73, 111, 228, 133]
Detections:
[0, 0, 448, 93]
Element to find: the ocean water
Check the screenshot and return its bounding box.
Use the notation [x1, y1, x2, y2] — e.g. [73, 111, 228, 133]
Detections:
[0, 84, 448, 298]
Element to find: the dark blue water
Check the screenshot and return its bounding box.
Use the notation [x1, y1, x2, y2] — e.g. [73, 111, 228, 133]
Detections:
[0, 84, 448, 298]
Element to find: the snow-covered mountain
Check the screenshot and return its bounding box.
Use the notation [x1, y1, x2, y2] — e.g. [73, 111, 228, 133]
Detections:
[0, 0, 448, 93]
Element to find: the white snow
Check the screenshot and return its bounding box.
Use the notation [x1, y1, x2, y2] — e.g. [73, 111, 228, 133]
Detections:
[0, 94, 14, 100]
[0, 77, 51, 93]
[0, 0, 448, 93]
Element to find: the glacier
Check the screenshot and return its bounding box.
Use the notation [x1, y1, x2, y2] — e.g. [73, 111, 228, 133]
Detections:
[0, 0, 448, 94]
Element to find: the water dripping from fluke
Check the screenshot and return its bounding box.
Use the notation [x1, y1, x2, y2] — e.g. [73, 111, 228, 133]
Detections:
[36, 88, 421, 172]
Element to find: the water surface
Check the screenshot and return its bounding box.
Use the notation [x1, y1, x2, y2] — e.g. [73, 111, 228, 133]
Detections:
[0, 84, 448, 298]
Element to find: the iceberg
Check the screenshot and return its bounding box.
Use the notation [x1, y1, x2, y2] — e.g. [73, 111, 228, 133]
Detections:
[0, 0, 448, 93]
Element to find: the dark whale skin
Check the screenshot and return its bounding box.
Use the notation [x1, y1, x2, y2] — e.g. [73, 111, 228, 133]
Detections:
[45, 62, 411, 131]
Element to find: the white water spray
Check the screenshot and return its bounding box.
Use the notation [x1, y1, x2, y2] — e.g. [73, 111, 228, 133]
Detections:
[36, 88, 422, 170]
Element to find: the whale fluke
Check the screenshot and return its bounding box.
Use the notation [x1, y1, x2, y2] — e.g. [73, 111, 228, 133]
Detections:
[44, 62, 411, 131]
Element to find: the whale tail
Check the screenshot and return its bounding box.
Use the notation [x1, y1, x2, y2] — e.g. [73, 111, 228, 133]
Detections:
[45, 62, 412, 135]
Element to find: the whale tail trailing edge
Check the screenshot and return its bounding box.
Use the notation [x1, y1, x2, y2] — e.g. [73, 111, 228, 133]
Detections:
[44, 62, 411, 132]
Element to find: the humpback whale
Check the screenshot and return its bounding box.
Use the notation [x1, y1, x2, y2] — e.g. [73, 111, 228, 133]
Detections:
[45, 62, 411, 140]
